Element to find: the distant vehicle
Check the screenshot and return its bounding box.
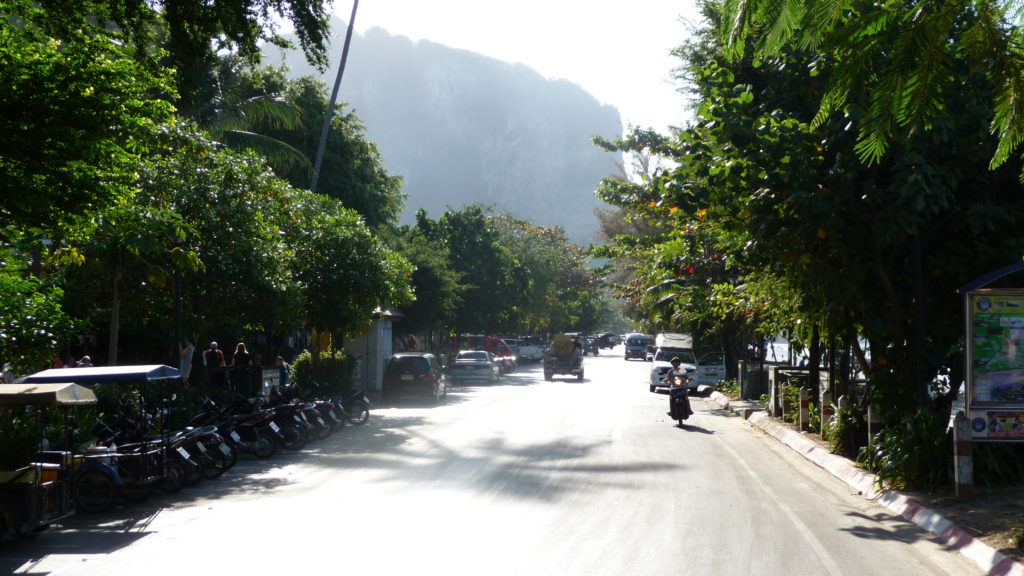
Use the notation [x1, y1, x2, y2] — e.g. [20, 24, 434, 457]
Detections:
[596, 333, 619, 349]
[648, 333, 727, 392]
[383, 352, 448, 403]
[650, 348, 698, 392]
[543, 334, 584, 380]
[503, 338, 544, 363]
[450, 350, 501, 384]
[453, 335, 517, 374]
[624, 333, 649, 361]
[582, 336, 600, 356]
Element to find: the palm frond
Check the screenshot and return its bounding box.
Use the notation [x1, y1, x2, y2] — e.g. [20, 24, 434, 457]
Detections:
[894, 2, 958, 129]
[221, 130, 312, 174]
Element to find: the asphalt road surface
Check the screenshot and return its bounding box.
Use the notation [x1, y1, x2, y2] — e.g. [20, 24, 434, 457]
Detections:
[3, 346, 982, 575]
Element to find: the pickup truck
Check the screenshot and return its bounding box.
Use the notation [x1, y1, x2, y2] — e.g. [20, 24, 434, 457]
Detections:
[503, 338, 544, 363]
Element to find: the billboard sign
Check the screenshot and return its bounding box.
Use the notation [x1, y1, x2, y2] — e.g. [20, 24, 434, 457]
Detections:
[967, 289, 1024, 440]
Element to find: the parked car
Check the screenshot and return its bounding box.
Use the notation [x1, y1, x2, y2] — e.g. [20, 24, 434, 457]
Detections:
[383, 352, 448, 403]
[451, 335, 517, 374]
[503, 338, 544, 363]
[449, 350, 501, 384]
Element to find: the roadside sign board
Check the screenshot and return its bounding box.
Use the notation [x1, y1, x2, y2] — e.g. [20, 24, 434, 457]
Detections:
[966, 289, 1024, 440]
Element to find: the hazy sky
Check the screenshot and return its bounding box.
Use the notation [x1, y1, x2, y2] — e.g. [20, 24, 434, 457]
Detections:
[344, 1, 703, 134]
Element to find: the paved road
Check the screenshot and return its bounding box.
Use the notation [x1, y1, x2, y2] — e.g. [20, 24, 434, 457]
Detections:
[3, 347, 982, 575]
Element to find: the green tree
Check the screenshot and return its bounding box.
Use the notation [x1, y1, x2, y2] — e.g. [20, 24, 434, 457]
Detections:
[431, 205, 532, 335]
[272, 75, 406, 229]
[57, 198, 199, 365]
[491, 215, 607, 334]
[603, 1, 1024, 412]
[0, 245, 77, 374]
[283, 192, 414, 334]
[0, 3, 173, 236]
[720, 0, 1024, 173]
[389, 221, 463, 336]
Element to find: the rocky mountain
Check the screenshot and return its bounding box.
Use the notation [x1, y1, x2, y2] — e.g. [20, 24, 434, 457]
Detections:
[268, 22, 623, 243]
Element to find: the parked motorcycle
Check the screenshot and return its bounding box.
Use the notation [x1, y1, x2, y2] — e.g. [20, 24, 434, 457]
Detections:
[340, 389, 372, 426]
[189, 396, 279, 459]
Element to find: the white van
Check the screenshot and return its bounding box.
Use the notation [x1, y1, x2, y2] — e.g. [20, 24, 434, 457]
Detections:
[648, 333, 727, 391]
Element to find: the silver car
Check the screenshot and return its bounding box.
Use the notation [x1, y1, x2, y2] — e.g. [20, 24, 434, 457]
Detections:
[450, 350, 501, 384]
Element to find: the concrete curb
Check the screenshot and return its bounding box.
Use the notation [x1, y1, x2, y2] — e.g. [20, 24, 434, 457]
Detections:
[704, 393, 1024, 576]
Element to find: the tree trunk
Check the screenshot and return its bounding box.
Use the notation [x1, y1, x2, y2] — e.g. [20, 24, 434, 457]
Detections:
[107, 248, 123, 366]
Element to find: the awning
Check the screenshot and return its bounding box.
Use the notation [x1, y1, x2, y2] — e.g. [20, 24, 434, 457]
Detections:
[23, 364, 181, 385]
[0, 383, 98, 406]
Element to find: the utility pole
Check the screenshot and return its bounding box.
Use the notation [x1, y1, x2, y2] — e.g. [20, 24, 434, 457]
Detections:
[310, 0, 359, 194]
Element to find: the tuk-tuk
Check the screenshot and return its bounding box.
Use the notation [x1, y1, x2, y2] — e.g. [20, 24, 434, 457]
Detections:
[0, 382, 97, 539]
[542, 334, 585, 381]
[23, 365, 181, 513]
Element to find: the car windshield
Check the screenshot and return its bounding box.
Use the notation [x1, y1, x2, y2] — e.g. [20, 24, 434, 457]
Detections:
[457, 351, 487, 361]
[655, 349, 697, 363]
[387, 357, 428, 374]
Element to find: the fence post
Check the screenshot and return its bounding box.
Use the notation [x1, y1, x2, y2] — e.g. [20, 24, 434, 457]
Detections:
[821, 390, 833, 439]
[737, 359, 747, 399]
[768, 366, 781, 417]
[799, 387, 810, 431]
[953, 411, 974, 500]
[867, 404, 882, 446]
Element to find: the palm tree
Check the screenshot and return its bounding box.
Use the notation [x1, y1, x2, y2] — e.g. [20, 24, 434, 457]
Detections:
[192, 56, 312, 176]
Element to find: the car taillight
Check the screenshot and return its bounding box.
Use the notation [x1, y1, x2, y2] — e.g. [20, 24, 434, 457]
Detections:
[423, 373, 435, 381]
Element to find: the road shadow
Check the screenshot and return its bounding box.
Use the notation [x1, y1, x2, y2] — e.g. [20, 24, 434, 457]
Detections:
[675, 422, 715, 434]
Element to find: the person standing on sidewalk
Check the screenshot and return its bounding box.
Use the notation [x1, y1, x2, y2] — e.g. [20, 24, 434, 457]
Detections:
[180, 337, 195, 387]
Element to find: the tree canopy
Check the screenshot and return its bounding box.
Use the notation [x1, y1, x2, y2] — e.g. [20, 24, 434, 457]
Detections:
[600, 1, 1024, 412]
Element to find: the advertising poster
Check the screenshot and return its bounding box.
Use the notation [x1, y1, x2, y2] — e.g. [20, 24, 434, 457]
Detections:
[968, 290, 1024, 440]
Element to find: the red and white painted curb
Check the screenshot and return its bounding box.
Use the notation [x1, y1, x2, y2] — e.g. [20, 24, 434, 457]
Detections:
[705, 392, 1024, 576]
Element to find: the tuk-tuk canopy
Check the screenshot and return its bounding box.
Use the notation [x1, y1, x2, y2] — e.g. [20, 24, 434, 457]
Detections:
[0, 383, 98, 405]
[23, 365, 181, 386]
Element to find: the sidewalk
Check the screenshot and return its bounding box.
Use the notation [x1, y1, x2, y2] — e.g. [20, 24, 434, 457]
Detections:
[703, 390, 1024, 576]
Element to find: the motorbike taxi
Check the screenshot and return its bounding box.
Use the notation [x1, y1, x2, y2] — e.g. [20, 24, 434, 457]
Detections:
[0, 382, 97, 540]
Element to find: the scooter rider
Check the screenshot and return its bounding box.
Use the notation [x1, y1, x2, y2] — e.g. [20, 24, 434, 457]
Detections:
[665, 356, 693, 424]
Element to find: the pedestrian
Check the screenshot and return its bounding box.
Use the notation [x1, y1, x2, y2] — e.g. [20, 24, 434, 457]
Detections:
[179, 337, 195, 386]
[231, 342, 252, 366]
[78, 355, 93, 368]
[275, 356, 290, 390]
[204, 341, 225, 367]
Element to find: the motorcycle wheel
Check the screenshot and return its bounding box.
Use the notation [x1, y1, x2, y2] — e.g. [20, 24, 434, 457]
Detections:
[314, 419, 333, 440]
[202, 449, 229, 479]
[159, 459, 187, 493]
[279, 423, 309, 451]
[223, 443, 239, 469]
[252, 429, 277, 458]
[347, 404, 370, 426]
[120, 482, 155, 503]
[183, 458, 204, 486]
[75, 469, 116, 513]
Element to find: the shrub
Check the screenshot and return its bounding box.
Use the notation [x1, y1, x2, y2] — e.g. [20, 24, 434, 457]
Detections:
[974, 442, 1024, 485]
[291, 349, 356, 396]
[826, 406, 867, 459]
[856, 409, 952, 491]
[714, 378, 740, 399]
[780, 385, 801, 424]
